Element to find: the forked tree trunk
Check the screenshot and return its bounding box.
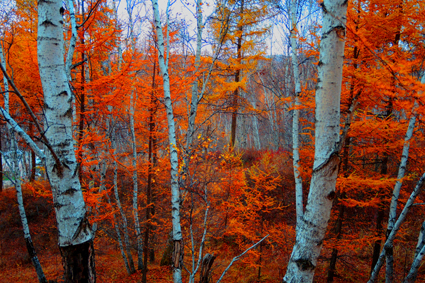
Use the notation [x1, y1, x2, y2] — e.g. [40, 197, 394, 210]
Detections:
[37, 0, 94, 281]
[283, 0, 347, 281]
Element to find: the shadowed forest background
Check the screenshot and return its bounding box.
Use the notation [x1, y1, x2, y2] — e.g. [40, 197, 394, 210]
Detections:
[1, 0, 425, 282]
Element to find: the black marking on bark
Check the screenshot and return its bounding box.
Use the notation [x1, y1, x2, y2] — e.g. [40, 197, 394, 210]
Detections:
[64, 107, 73, 119]
[318, 60, 324, 67]
[60, 7, 65, 16]
[295, 258, 316, 271]
[334, 26, 346, 39]
[63, 188, 77, 195]
[327, 191, 336, 200]
[54, 202, 65, 208]
[43, 102, 54, 110]
[342, 0, 348, 6]
[313, 151, 340, 174]
[320, 2, 328, 14]
[41, 20, 57, 27]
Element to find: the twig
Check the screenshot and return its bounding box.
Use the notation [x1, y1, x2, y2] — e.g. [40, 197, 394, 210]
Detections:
[216, 234, 269, 283]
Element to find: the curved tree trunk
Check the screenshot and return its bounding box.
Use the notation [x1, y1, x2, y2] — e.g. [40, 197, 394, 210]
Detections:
[283, 0, 347, 281]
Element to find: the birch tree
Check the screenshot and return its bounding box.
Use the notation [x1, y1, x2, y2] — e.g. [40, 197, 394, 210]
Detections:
[290, 0, 303, 227]
[37, 0, 95, 281]
[283, 0, 348, 281]
[1, 42, 47, 283]
[151, 1, 184, 281]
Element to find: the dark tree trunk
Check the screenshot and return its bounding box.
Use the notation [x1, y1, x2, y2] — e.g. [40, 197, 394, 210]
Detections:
[327, 136, 351, 282]
[59, 239, 96, 283]
[0, 128, 3, 193]
[230, 0, 244, 149]
[142, 60, 157, 282]
[77, 0, 86, 183]
[199, 253, 216, 283]
[25, 237, 47, 283]
[29, 123, 36, 182]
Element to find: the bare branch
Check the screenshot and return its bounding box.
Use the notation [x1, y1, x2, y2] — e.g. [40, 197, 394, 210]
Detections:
[216, 234, 269, 283]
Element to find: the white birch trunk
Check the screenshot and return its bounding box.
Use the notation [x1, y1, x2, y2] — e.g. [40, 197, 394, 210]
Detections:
[403, 221, 425, 283]
[152, 1, 183, 281]
[1, 44, 47, 283]
[125, 0, 144, 270]
[283, 0, 347, 281]
[290, 0, 303, 227]
[37, 0, 94, 280]
[110, 120, 136, 274]
[368, 172, 425, 283]
[384, 74, 425, 282]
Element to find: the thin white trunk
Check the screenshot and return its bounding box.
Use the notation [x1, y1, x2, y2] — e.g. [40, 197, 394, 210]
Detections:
[106, 185, 132, 274]
[283, 0, 347, 281]
[151, 1, 183, 281]
[130, 93, 143, 270]
[1, 44, 47, 283]
[258, 74, 278, 149]
[368, 172, 425, 283]
[125, 0, 144, 270]
[402, 221, 425, 283]
[111, 123, 136, 274]
[384, 74, 425, 282]
[290, 0, 303, 227]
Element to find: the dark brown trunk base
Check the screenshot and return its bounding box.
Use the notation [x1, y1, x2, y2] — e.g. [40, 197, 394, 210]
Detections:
[199, 253, 216, 283]
[59, 239, 96, 283]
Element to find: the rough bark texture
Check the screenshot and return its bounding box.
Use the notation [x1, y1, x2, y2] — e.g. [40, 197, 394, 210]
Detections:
[59, 240, 96, 283]
[199, 254, 216, 283]
[283, 0, 347, 282]
[37, 0, 94, 281]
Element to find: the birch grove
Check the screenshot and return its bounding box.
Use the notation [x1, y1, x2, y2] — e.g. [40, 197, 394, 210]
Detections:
[2, 0, 425, 282]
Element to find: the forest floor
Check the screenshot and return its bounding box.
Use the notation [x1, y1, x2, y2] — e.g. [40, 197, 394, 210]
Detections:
[0, 186, 279, 283]
[2, 184, 424, 283]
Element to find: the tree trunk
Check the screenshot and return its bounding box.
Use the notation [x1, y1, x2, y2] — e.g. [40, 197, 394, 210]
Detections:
[283, 0, 347, 281]
[2, 39, 47, 283]
[37, 0, 94, 281]
[290, 0, 303, 228]
[230, 0, 244, 149]
[403, 221, 425, 283]
[142, 60, 157, 283]
[199, 254, 216, 283]
[0, 126, 3, 193]
[60, 240, 95, 283]
[77, 0, 86, 183]
[151, 1, 184, 281]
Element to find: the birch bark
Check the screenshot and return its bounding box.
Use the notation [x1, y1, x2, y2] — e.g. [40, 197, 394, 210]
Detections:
[125, 0, 144, 269]
[37, 0, 95, 281]
[403, 221, 425, 283]
[151, 1, 183, 281]
[283, 0, 347, 281]
[1, 44, 47, 283]
[290, 0, 303, 227]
